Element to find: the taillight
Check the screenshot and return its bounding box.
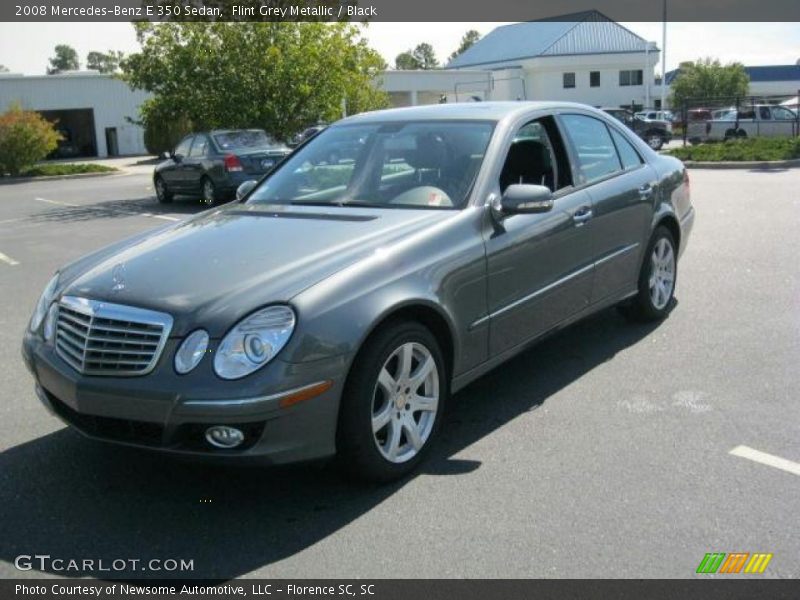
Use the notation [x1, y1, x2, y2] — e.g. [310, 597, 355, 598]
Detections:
[224, 154, 243, 172]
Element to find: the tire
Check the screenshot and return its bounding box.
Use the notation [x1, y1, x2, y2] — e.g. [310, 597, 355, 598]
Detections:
[724, 129, 738, 141]
[201, 177, 219, 205]
[645, 132, 664, 151]
[736, 129, 748, 139]
[336, 320, 448, 482]
[154, 176, 173, 204]
[620, 226, 677, 322]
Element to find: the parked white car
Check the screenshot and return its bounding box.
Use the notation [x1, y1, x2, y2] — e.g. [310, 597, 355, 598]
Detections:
[635, 110, 674, 124]
[687, 104, 799, 142]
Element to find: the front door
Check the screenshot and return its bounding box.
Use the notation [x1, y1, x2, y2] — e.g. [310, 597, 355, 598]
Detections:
[483, 116, 596, 357]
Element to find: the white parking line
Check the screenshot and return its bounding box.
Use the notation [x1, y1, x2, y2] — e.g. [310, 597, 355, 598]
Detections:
[34, 196, 78, 207]
[730, 445, 800, 477]
[0, 251, 20, 266]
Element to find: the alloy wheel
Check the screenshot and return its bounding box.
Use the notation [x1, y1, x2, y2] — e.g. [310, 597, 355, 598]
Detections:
[649, 237, 675, 310]
[647, 135, 663, 150]
[155, 179, 166, 200]
[203, 180, 215, 204]
[371, 342, 439, 464]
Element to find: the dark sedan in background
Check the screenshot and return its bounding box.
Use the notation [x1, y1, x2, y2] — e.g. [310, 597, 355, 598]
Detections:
[25, 102, 693, 482]
[154, 129, 291, 204]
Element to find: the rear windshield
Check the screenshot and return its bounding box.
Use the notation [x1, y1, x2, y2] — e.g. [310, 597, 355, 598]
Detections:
[213, 130, 276, 150]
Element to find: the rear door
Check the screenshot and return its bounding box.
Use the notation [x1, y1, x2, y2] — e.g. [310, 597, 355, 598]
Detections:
[558, 113, 656, 303]
[184, 134, 210, 192]
[483, 116, 596, 356]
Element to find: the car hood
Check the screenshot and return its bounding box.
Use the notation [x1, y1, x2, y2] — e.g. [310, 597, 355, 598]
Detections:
[62, 203, 453, 336]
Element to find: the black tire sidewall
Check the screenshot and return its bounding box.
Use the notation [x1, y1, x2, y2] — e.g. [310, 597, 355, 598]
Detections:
[336, 320, 448, 482]
[155, 177, 172, 203]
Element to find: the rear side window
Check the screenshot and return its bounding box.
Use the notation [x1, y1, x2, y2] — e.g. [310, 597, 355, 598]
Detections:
[560, 114, 621, 185]
[189, 135, 209, 157]
[609, 128, 643, 171]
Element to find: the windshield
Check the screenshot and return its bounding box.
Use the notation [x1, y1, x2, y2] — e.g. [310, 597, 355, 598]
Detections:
[213, 130, 277, 150]
[246, 120, 495, 209]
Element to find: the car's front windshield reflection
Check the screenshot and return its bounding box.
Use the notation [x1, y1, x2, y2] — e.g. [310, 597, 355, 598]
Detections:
[246, 120, 495, 210]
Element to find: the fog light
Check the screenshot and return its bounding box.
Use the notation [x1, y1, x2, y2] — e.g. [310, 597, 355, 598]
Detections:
[205, 425, 244, 449]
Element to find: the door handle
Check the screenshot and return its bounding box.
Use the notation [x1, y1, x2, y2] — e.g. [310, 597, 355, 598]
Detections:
[572, 205, 593, 226]
[639, 183, 654, 198]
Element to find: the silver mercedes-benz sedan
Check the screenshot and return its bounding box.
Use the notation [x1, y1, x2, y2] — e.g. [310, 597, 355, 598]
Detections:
[22, 102, 694, 481]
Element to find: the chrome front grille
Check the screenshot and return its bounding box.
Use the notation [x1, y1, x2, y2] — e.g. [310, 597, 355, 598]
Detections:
[55, 296, 173, 376]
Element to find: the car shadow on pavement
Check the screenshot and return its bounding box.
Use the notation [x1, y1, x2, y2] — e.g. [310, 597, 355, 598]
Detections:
[28, 196, 214, 224]
[0, 307, 664, 580]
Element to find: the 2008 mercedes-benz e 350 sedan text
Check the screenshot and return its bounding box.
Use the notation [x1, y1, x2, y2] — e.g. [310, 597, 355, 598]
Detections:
[22, 102, 694, 481]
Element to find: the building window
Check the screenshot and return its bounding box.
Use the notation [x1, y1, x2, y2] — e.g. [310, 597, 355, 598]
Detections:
[590, 71, 600, 87]
[563, 72, 576, 89]
[619, 70, 643, 86]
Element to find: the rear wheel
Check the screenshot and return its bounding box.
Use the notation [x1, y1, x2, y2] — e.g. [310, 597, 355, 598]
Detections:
[336, 320, 447, 482]
[154, 176, 173, 204]
[201, 177, 219, 205]
[620, 226, 677, 322]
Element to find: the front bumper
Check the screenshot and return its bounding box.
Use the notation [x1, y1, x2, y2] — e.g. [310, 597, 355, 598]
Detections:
[22, 330, 350, 464]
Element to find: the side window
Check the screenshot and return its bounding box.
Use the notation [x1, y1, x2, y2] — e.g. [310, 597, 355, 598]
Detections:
[609, 128, 643, 171]
[759, 106, 772, 120]
[560, 114, 621, 185]
[173, 136, 193, 158]
[189, 135, 209, 157]
[500, 117, 572, 193]
[772, 107, 796, 121]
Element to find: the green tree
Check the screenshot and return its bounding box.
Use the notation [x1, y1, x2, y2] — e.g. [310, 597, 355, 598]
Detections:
[87, 50, 125, 74]
[47, 44, 79, 74]
[448, 30, 481, 63]
[669, 58, 750, 108]
[395, 43, 439, 70]
[0, 104, 62, 176]
[122, 22, 388, 141]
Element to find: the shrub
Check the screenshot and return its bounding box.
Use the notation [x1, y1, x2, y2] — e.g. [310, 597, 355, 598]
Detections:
[0, 104, 62, 176]
[142, 109, 192, 156]
[667, 137, 800, 162]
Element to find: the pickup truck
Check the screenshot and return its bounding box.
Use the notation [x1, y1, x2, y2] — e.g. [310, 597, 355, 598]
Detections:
[687, 104, 799, 142]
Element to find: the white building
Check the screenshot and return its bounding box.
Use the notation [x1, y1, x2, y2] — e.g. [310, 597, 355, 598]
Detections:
[0, 71, 150, 157]
[444, 11, 661, 109]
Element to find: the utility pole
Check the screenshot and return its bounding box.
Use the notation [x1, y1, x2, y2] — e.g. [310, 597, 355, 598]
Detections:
[661, 0, 667, 111]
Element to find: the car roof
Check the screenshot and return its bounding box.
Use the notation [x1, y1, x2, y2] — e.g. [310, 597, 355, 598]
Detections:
[337, 101, 603, 125]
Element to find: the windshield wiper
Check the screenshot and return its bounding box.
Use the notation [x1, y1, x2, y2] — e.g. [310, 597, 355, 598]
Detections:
[290, 199, 384, 208]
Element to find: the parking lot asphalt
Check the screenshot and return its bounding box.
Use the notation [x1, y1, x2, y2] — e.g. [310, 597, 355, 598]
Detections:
[0, 168, 798, 579]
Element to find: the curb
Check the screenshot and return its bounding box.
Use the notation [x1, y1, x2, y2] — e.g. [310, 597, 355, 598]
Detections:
[681, 158, 800, 170]
[0, 170, 120, 185]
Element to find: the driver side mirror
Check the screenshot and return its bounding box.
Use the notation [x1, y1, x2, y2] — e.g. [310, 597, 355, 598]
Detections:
[236, 179, 258, 201]
[493, 184, 554, 218]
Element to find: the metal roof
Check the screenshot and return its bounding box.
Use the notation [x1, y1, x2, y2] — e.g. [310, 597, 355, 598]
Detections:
[447, 11, 652, 69]
[665, 64, 800, 85]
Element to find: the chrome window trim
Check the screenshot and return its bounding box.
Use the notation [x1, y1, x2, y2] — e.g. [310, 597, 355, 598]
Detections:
[55, 296, 173, 377]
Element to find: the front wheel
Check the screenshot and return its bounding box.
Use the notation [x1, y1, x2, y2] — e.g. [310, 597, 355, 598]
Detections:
[336, 321, 447, 482]
[154, 176, 173, 204]
[620, 226, 677, 322]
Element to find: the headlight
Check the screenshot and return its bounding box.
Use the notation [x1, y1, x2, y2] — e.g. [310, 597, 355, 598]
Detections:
[175, 329, 210, 374]
[214, 305, 295, 380]
[29, 273, 59, 334]
[43, 302, 59, 343]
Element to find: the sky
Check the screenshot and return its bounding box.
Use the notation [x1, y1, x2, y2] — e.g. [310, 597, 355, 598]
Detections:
[0, 22, 798, 75]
